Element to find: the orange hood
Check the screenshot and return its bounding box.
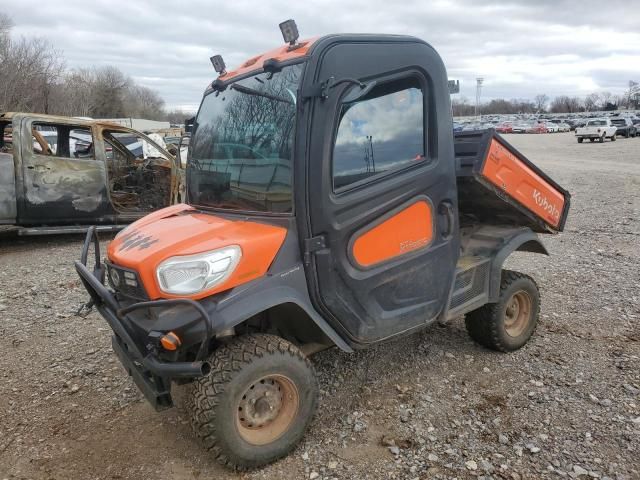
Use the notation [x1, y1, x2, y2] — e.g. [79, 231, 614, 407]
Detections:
[107, 204, 287, 300]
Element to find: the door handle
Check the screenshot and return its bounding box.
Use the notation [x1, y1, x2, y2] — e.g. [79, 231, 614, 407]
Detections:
[438, 201, 455, 240]
[26, 165, 50, 172]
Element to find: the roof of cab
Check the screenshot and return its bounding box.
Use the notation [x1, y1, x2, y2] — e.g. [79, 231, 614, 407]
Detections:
[218, 37, 318, 81]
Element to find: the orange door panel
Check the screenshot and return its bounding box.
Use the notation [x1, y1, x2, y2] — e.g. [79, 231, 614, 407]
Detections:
[351, 200, 434, 268]
[482, 138, 566, 228]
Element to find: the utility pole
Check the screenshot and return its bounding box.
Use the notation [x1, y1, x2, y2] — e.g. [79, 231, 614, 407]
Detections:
[475, 77, 484, 119]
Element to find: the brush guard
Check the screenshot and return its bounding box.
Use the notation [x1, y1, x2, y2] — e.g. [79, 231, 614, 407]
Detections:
[74, 227, 211, 410]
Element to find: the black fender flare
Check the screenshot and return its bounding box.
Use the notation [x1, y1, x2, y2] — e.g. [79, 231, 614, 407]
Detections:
[206, 266, 353, 353]
[488, 231, 548, 302]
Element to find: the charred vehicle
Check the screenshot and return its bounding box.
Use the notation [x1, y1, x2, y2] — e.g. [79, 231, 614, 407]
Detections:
[0, 113, 180, 235]
[74, 21, 570, 470]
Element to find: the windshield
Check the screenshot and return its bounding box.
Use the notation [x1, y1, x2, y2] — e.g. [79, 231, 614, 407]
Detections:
[188, 64, 302, 213]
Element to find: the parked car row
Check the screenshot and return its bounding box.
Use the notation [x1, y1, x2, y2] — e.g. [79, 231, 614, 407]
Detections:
[456, 114, 639, 139]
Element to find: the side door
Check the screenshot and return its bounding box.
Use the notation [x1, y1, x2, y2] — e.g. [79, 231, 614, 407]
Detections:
[96, 128, 176, 221]
[302, 39, 460, 345]
[20, 119, 112, 225]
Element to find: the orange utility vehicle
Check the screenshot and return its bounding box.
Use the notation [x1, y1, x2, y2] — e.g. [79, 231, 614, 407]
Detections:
[75, 21, 570, 470]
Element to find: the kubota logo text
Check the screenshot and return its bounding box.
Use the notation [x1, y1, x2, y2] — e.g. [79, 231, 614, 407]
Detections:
[533, 189, 560, 220]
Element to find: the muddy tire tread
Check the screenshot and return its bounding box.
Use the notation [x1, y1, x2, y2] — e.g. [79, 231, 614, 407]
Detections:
[188, 334, 316, 470]
[465, 270, 539, 352]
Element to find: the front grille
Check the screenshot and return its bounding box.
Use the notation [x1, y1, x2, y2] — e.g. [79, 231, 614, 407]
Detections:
[105, 261, 149, 300]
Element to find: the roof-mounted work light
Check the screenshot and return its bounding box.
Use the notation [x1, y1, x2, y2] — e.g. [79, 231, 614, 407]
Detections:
[210, 55, 226, 75]
[279, 19, 299, 46]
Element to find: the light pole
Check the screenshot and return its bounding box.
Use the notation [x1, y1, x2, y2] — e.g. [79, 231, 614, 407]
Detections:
[475, 77, 484, 119]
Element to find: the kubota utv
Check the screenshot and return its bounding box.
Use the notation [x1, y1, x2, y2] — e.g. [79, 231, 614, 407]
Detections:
[75, 20, 570, 470]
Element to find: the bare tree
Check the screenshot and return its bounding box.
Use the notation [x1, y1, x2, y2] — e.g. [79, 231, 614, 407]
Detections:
[549, 96, 584, 113]
[123, 84, 166, 120]
[166, 109, 193, 125]
[0, 33, 64, 112]
[452, 96, 474, 117]
[583, 93, 601, 112]
[534, 94, 549, 112]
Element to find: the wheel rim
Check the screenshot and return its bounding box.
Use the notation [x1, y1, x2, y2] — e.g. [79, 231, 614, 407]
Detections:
[504, 291, 532, 337]
[235, 374, 299, 446]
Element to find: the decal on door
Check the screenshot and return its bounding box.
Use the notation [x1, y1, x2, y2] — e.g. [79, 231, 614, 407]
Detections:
[351, 200, 434, 268]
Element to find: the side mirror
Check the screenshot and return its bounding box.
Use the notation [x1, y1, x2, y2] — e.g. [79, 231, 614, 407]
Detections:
[177, 135, 190, 168]
[184, 117, 195, 133]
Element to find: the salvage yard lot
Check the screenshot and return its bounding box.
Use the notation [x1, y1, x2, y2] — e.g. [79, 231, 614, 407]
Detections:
[1, 133, 638, 479]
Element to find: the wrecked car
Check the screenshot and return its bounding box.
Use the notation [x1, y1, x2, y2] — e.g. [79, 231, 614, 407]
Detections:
[0, 112, 181, 235]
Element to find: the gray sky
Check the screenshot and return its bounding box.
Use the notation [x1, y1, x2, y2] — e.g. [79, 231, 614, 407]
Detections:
[5, 0, 640, 111]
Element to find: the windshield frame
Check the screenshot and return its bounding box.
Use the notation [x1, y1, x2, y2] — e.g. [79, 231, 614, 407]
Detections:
[186, 59, 306, 217]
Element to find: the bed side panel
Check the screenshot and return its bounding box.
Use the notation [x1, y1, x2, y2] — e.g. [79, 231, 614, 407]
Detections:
[481, 138, 566, 229]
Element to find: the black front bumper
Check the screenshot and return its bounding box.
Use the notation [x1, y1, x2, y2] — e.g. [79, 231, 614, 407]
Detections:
[75, 227, 211, 410]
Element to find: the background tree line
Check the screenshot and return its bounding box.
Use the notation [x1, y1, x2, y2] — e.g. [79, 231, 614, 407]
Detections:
[453, 86, 638, 117]
[0, 12, 166, 120]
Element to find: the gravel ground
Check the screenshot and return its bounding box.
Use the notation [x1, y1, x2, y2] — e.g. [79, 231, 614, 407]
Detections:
[1, 132, 639, 480]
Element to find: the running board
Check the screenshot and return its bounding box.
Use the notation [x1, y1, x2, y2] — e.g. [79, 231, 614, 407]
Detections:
[445, 256, 491, 320]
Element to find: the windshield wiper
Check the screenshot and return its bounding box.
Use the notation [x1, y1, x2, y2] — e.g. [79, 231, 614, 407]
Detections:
[230, 83, 294, 105]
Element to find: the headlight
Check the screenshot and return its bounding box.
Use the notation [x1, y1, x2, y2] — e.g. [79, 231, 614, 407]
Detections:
[156, 245, 242, 295]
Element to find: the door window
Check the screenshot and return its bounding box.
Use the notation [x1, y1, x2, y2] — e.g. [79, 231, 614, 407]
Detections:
[30, 122, 94, 159]
[333, 77, 425, 191]
[102, 129, 173, 213]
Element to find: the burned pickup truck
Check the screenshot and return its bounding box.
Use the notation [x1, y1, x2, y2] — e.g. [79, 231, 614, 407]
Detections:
[0, 112, 181, 235]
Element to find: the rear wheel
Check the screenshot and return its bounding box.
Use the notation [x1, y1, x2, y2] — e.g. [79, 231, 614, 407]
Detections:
[465, 270, 540, 352]
[188, 334, 318, 470]
[611, 134, 617, 141]
[577, 137, 583, 143]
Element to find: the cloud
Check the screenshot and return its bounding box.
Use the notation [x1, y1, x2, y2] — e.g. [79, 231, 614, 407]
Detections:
[3, 0, 639, 110]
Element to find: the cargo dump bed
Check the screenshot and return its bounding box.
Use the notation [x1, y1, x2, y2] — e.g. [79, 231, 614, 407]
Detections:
[454, 130, 570, 233]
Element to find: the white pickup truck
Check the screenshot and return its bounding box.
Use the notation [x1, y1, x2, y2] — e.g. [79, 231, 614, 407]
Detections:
[575, 118, 617, 143]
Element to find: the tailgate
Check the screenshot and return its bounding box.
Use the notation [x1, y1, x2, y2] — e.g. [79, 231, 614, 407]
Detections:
[454, 130, 570, 233]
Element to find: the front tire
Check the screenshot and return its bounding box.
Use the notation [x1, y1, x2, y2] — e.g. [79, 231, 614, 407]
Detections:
[188, 334, 318, 470]
[577, 137, 583, 143]
[465, 270, 540, 352]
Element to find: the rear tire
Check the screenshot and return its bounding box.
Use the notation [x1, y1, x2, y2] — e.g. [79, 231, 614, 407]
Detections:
[465, 270, 540, 352]
[611, 134, 616, 141]
[577, 137, 583, 143]
[188, 334, 318, 470]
